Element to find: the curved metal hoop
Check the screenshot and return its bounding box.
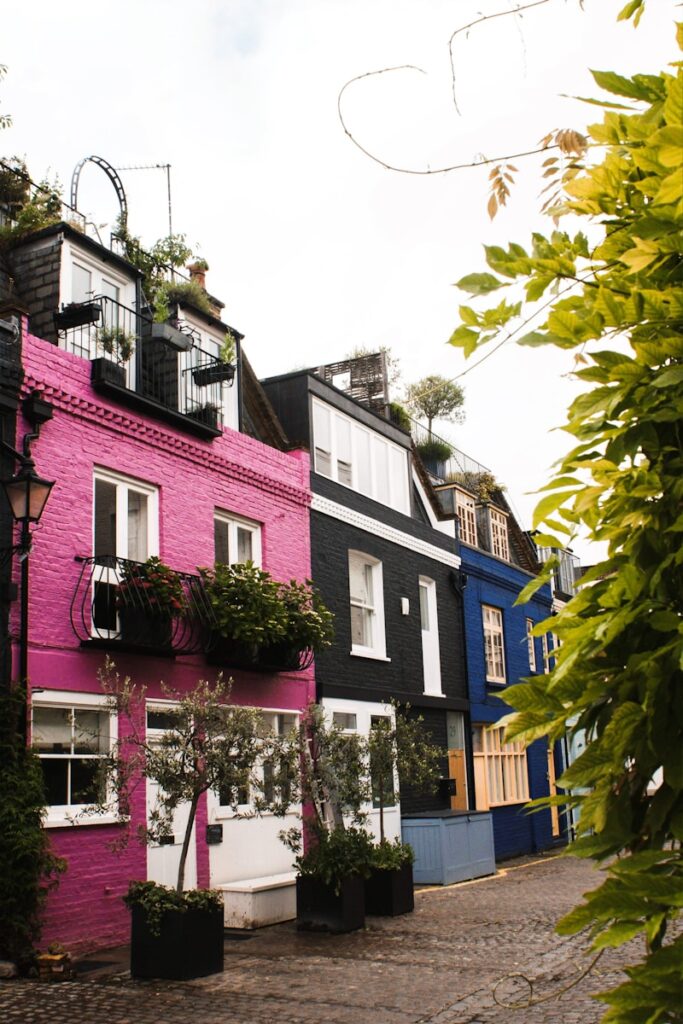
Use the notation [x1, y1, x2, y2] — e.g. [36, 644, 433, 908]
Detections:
[70, 155, 128, 226]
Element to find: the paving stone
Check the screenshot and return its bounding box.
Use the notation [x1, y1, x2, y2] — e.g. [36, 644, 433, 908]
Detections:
[0, 855, 639, 1024]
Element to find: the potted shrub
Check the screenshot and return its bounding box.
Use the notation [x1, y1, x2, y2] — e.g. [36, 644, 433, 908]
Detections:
[201, 564, 333, 672]
[364, 706, 442, 916]
[187, 402, 220, 430]
[91, 325, 135, 387]
[96, 663, 281, 980]
[117, 556, 185, 649]
[415, 437, 454, 477]
[280, 704, 372, 932]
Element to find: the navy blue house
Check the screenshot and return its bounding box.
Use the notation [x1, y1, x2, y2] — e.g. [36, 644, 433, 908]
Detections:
[425, 449, 565, 860]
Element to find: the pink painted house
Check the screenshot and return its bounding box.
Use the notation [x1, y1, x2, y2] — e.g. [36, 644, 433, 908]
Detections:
[2, 220, 314, 954]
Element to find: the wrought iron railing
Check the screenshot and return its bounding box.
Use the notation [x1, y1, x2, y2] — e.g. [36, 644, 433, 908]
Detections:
[71, 555, 211, 654]
[409, 417, 491, 488]
[0, 159, 86, 234]
[57, 295, 228, 428]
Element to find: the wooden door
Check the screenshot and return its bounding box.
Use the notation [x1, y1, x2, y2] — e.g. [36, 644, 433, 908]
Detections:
[448, 749, 468, 811]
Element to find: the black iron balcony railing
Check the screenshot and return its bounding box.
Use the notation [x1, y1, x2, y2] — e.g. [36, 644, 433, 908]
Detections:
[57, 295, 229, 433]
[409, 417, 491, 489]
[71, 555, 212, 655]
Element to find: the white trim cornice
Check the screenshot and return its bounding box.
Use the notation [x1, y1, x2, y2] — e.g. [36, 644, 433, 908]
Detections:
[311, 494, 461, 569]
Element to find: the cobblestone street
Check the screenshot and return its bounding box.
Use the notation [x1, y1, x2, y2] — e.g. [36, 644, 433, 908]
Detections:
[0, 855, 635, 1024]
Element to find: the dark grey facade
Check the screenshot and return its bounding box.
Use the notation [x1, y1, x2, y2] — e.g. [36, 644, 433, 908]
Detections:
[261, 370, 471, 815]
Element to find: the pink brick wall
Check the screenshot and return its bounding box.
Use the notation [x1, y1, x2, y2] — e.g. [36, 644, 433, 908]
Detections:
[14, 326, 314, 954]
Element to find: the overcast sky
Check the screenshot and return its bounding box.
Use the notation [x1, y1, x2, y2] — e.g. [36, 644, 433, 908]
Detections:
[2, 0, 678, 559]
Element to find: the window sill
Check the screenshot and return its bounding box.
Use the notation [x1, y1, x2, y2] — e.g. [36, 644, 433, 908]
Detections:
[423, 691, 446, 698]
[44, 813, 123, 829]
[486, 679, 507, 688]
[350, 649, 391, 662]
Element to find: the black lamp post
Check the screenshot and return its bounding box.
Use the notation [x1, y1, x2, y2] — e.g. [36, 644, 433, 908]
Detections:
[1, 450, 54, 743]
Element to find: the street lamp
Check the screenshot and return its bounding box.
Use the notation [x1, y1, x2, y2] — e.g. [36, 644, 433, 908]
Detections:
[1, 444, 54, 744]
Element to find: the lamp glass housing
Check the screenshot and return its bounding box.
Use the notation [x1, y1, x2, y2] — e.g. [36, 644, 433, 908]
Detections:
[2, 469, 54, 523]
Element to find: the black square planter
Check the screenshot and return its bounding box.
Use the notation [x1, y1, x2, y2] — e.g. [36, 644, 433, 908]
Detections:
[130, 903, 224, 980]
[296, 874, 365, 933]
[364, 862, 414, 917]
[91, 357, 126, 388]
[118, 608, 173, 649]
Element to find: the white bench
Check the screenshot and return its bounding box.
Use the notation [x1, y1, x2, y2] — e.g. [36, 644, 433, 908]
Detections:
[217, 871, 297, 929]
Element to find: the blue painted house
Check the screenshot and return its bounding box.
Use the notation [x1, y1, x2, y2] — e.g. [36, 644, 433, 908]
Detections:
[419, 438, 565, 860]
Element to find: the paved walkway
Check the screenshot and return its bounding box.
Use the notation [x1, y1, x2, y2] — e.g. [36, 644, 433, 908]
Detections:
[0, 854, 637, 1023]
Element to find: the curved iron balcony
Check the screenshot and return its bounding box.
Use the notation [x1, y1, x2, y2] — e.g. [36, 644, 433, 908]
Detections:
[71, 555, 211, 656]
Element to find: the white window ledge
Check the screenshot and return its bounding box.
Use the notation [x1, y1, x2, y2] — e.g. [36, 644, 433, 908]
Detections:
[350, 649, 391, 662]
[44, 813, 123, 829]
[422, 691, 446, 698]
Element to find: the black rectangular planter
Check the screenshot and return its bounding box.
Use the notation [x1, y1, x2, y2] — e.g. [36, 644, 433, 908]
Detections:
[118, 608, 173, 649]
[296, 874, 365, 933]
[192, 363, 235, 387]
[91, 357, 126, 388]
[130, 903, 224, 980]
[206, 636, 305, 673]
[364, 862, 414, 917]
[54, 301, 101, 330]
[188, 405, 220, 429]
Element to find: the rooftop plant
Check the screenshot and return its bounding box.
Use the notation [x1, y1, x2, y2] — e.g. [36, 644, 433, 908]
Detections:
[98, 325, 134, 364]
[118, 556, 185, 616]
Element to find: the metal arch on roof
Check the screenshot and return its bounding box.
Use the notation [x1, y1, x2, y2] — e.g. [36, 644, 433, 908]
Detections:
[70, 155, 128, 226]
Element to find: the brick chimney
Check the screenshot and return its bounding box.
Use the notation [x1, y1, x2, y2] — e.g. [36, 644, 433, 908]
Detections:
[187, 260, 208, 290]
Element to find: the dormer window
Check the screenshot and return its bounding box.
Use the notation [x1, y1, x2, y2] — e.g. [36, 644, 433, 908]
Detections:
[489, 507, 509, 561]
[455, 489, 477, 547]
[311, 397, 410, 514]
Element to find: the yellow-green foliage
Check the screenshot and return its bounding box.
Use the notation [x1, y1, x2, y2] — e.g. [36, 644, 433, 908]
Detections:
[450, 24, 683, 1024]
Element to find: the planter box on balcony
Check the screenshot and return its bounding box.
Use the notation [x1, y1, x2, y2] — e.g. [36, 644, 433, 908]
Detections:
[91, 357, 126, 388]
[118, 608, 173, 649]
[54, 301, 102, 330]
[187, 405, 220, 430]
[130, 903, 224, 980]
[206, 636, 306, 673]
[150, 321, 193, 351]
[192, 363, 235, 387]
[296, 874, 365, 933]
[364, 862, 414, 917]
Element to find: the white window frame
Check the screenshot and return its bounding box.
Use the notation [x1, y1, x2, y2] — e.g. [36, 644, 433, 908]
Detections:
[93, 467, 159, 562]
[212, 708, 299, 819]
[311, 397, 410, 514]
[348, 551, 388, 661]
[32, 690, 118, 827]
[526, 618, 537, 672]
[482, 604, 506, 684]
[489, 506, 510, 561]
[214, 510, 262, 567]
[473, 724, 530, 809]
[419, 576, 443, 696]
[455, 489, 478, 547]
[542, 632, 550, 674]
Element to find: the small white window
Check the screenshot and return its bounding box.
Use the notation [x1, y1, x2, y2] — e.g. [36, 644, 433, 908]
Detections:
[489, 507, 510, 561]
[214, 512, 262, 566]
[93, 468, 158, 563]
[482, 605, 506, 683]
[312, 401, 333, 478]
[32, 691, 116, 825]
[526, 619, 537, 672]
[420, 577, 442, 696]
[336, 415, 353, 486]
[456, 490, 478, 547]
[332, 711, 358, 732]
[348, 551, 387, 659]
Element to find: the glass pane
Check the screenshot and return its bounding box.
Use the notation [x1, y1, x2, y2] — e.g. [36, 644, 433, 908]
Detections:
[274, 713, 297, 735]
[215, 519, 230, 564]
[33, 707, 72, 753]
[236, 527, 252, 564]
[336, 417, 352, 485]
[147, 709, 179, 731]
[354, 426, 372, 495]
[333, 712, 357, 731]
[71, 759, 103, 805]
[349, 558, 372, 606]
[127, 490, 148, 562]
[372, 436, 389, 501]
[419, 584, 430, 631]
[312, 402, 331, 451]
[262, 760, 275, 804]
[41, 759, 68, 805]
[94, 479, 117, 558]
[315, 448, 332, 478]
[72, 262, 92, 303]
[446, 712, 465, 750]
[74, 710, 109, 754]
[350, 605, 372, 647]
[388, 446, 408, 513]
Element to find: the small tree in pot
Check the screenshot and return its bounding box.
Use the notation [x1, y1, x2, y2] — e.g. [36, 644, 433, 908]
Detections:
[279, 704, 374, 933]
[95, 660, 282, 980]
[366, 704, 443, 916]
